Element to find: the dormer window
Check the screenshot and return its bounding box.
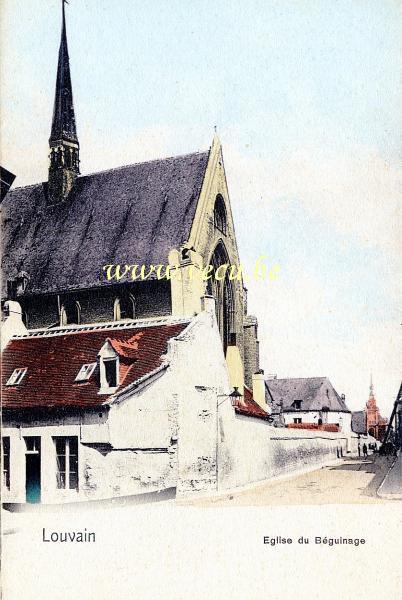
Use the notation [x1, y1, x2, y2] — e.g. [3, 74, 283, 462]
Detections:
[6, 368, 27, 386]
[75, 363, 96, 382]
[98, 341, 119, 394]
[104, 358, 118, 388]
[293, 400, 302, 410]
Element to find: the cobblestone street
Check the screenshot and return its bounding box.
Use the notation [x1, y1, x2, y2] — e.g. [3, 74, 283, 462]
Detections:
[183, 455, 400, 506]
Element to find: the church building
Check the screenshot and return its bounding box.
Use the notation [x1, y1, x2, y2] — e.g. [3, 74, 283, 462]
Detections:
[1, 3, 260, 389]
[1, 3, 356, 508]
[365, 376, 388, 441]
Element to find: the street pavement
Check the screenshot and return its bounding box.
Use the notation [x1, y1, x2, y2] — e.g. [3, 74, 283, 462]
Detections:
[181, 454, 401, 506]
[378, 452, 402, 498]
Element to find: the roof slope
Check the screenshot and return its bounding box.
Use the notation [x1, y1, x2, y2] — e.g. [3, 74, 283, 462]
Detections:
[1, 151, 209, 296]
[265, 377, 350, 413]
[2, 320, 189, 410]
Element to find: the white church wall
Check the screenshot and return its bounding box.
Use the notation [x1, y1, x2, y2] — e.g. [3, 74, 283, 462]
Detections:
[80, 446, 173, 500]
[1, 419, 175, 504]
[170, 311, 231, 494]
[216, 411, 349, 492]
[108, 383, 172, 450]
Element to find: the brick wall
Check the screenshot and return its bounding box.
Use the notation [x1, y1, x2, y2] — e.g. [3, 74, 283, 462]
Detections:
[19, 280, 171, 329]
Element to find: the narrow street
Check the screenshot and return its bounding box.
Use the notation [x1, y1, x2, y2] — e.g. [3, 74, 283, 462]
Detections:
[183, 455, 400, 506]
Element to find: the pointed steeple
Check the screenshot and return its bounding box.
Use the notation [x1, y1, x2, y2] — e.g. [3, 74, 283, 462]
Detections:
[48, 1, 80, 203]
[367, 373, 377, 409]
[369, 373, 374, 398]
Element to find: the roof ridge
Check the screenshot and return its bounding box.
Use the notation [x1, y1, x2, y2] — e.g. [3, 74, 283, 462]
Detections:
[12, 316, 191, 339]
[81, 149, 210, 179]
[7, 149, 210, 192]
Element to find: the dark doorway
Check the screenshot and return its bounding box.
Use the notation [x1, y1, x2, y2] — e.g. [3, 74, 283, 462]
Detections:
[25, 437, 41, 503]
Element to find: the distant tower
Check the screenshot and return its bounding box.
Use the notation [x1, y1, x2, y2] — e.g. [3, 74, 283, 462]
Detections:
[366, 374, 379, 438]
[48, 1, 80, 203]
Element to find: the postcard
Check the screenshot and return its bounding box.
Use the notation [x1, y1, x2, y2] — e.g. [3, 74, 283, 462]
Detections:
[1, 1, 401, 599]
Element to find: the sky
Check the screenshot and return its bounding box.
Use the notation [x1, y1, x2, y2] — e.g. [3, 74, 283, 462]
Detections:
[1, 0, 401, 414]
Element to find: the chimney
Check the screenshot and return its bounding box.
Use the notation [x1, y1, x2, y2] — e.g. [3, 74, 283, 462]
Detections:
[226, 343, 244, 397]
[1, 301, 28, 351]
[200, 294, 216, 316]
[252, 369, 267, 411]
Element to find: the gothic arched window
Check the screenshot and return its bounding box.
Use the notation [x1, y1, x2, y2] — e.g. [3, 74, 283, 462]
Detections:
[60, 301, 81, 326]
[206, 242, 235, 353]
[214, 195, 227, 235]
[114, 295, 135, 321]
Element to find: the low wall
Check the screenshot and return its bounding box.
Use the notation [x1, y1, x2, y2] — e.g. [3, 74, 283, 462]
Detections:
[213, 404, 348, 493]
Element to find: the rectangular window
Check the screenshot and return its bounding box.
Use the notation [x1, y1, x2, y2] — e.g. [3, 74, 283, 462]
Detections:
[25, 437, 40, 453]
[6, 368, 27, 386]
[104, 358, 118, 388]
[2, 437, 10, 489]
[75, 362, 96, 382]
[54, 437, 78, 490]
[293, 400, 302, 409]
[293, 418, 302, 424]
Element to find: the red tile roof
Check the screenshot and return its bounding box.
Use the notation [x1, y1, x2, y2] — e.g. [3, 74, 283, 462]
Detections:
[235, 386, 267, 420]
[1, 321, 189, 410]
[286, 423, 339, 432]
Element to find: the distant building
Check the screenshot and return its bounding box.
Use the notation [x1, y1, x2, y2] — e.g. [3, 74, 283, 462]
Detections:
[265, 376, 352, 435]
[365, 376, 387, 441]
[351, 410, 367, 435]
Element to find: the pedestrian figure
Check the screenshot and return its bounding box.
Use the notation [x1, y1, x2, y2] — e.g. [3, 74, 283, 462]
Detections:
[357, 443, 361, 457]
[362, 443, 368, 458]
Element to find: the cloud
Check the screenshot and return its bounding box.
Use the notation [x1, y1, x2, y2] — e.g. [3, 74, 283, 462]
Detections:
[253, 270, 400, 413]
[224, 142, 401, 260]
[222, 140, 401, 414]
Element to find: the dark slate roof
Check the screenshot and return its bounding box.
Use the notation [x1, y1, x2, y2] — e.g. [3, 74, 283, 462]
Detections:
[265, 377, 350, 413]
[1, 151, 210, 297]
[351, 410, 367, 434]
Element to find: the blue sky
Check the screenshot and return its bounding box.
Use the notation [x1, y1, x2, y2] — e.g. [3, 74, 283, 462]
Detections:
[1, 0, 401, 412]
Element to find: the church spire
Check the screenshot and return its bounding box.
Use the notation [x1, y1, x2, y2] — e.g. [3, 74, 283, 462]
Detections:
[48, 0, 80, 203]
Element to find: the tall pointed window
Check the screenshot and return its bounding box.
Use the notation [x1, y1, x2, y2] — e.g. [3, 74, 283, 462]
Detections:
[214, 195, 227, 235]
[206, 242, 235, 352]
